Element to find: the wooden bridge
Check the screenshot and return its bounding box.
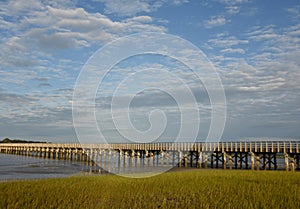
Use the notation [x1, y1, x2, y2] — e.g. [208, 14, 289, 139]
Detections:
[1, 141, 299, 173]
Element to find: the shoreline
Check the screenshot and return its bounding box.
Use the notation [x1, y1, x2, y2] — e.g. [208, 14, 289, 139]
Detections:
[1, 166, 297, 183]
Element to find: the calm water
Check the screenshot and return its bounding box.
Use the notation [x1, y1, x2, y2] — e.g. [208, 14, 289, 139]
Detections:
[0, 153, 289, 181]
[0, 154, 169, 180]
[0, 154, 93, 181]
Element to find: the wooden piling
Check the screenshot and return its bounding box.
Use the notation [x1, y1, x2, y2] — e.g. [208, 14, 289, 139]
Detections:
[256, 156, 260, 170]
[229, 155, 232, 170]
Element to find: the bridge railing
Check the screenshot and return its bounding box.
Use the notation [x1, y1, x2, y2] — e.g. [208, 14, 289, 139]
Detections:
[0, 141, 299, 153]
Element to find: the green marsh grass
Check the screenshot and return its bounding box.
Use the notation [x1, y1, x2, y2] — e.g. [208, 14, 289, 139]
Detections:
[0, 170, 299, 209]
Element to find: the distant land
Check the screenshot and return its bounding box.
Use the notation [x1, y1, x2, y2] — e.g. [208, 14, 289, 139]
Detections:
[0, 138, 47, 143]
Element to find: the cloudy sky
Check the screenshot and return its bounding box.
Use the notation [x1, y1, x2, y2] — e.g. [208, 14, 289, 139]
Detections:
[0, 0, 299, 143]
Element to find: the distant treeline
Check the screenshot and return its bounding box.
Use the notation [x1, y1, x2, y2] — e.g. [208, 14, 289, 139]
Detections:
[0, 138, 47, 143]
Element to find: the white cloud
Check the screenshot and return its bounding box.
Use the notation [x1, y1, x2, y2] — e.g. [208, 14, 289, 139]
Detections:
[218, 0, 251, 5]
[203, 16, 227, 28]
[245, 25, 300, 55]
[245, 25, 279, 41]
[226, 6, 240, 14]
[1, 1, 172, 141]
[249, 33, 279, 41]
[125, 15, 153, 23]
[99, 0, 151, 16]
[206, 23, 300, 115]
[287, 23, 300, 36]
[288, 29, 300, 36]
[0, 2, 167, 67]
[220, 48, 245, 54]
[0, 0, 42, 15]
[98, 0, 189, 17]
[0, 36, 38, 68]
[31, 6, 164, 49]
[208, 36, 248, 48]
[218, 0, 255, 16]
[286, 5, 300, 20]
[207, 21, 300, 130]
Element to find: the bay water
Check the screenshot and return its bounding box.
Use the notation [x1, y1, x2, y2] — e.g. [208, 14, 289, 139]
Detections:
[0, 153, 93, 181]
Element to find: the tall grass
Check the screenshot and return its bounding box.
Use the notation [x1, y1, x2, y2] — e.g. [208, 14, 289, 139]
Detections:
[0, 170, 299, 209]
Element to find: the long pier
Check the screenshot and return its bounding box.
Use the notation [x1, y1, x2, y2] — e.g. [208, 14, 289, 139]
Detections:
[0, 141, 299, 172]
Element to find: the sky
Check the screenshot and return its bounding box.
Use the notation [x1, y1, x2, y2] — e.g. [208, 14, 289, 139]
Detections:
[0, 0, 300, 143]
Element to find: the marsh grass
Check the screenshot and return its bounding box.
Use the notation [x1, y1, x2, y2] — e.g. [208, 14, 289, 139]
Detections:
[0, 170, 299, 209]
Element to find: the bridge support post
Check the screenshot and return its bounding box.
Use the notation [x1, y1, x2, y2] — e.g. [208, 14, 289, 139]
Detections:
[113, 150, 117, 169]
[172, 151, 175, 167]
[256, 156, 260, 170]
[103, 150, 107, 170]
[161, 151, 164, 166]
[290, 158, 295, 172]
[118, 150, 122, 171]
[137, 151, 141, 167]
[131, 150, 135, 167]
[54, 149, 58, 159]
[124, 151, 128, 167]
[107, 150, 112, 173]
[285, 154, 289, 171]
[184, 153, 188, 167]
[69, 149, 73, 160]
[99, 149, 103, 164]
[229, 155, 232, 170]
[198, 152, 202, 168]
[166, 152, 170, 166]
[251, 152, 255, 170]
[91, 149, 95, 166]
[150, 152, 154, 166]
[204, 153, 208, 169]
[94, 149, 99, 164]
[223, 152, 227, 169]
[66, 149, 69, 160]
[178, 151, 182, 167]
[74, 149, 77, 161]
[190, 152, 194, 168]
[144, 150, 148, 166]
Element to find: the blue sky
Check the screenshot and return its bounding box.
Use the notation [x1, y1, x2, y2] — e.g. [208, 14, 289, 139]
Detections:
[0, 0, 300, 143]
